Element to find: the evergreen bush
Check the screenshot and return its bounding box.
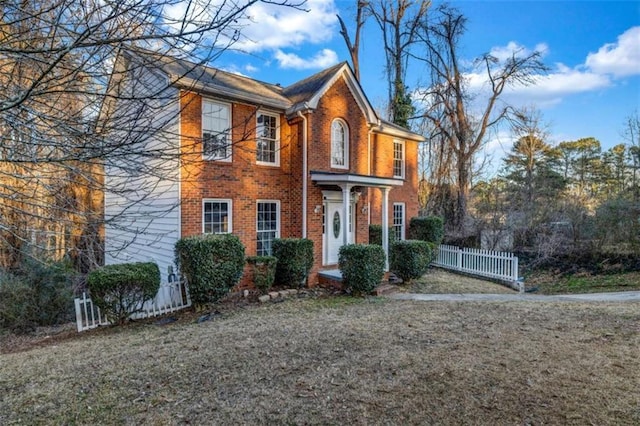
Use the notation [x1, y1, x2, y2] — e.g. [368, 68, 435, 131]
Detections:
[0, 260, 75, 333]
[87, 262, 160, 324]
[369, 224, 398, 245]
[272, 238, 313, 287]
[408, 216, 444, 244]
[175, 234, 245, 306]
[339, 244, 385, 295]
[246, 256, 277, 293]
[390, 240, 436, 283]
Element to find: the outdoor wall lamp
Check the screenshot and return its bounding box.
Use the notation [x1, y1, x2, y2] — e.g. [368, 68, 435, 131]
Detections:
[314, 205, 322, 214]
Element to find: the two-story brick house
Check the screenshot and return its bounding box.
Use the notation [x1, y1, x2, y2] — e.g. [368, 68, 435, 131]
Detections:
[104, 50, 424, 287]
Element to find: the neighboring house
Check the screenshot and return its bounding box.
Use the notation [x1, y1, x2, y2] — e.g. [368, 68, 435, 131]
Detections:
[103, 49, 424, 287]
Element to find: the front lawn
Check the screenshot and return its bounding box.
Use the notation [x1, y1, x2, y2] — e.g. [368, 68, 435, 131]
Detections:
[2, 297, 639, 424]
[408, 268, 516, 294]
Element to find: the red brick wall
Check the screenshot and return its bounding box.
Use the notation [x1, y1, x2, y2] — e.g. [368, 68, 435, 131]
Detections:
[304, 77, 374, 283]
[369, 134, 420, 229]
[179, 91, 296, 287]
[178, 75, 420, 289]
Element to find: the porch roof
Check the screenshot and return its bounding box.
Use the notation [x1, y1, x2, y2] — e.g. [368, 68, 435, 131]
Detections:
[310, 171, 404, 188]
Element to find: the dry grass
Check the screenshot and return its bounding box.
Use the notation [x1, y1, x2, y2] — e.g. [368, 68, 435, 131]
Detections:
[2, 296, 639, 425]
[407, 268, 516, 294]
[528, 270, 640, 294]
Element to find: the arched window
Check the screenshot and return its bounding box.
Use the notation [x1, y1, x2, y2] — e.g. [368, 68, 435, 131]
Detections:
[331, 119, 348, 168]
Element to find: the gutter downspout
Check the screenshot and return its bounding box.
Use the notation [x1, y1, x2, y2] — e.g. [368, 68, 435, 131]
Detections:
[297, 110, 308, 238]
[367, 124, 373, 225]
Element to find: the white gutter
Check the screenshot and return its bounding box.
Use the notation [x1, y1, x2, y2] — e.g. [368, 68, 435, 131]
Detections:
[297, 110, 308, 238]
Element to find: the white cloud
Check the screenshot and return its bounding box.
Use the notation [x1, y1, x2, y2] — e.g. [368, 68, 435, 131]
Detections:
[275, 48, 338, 70]
[463, 28, 638, 109]
[236, 0, 338, 53]
[489, 41, 549, 62]
[245, 64, 259, 73]
[585, 26, 640, 77]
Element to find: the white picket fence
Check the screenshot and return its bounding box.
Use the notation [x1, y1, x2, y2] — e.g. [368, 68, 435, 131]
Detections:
[74, 280, 192, 332]
[433, 245, 523, 292]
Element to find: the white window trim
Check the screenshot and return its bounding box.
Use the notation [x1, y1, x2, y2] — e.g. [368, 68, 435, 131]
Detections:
[393, 139, 405, 179]
[256, 111, 280, 167]
[202, 98, 232, 162]
[331, 118, 349, 169]
[256, 200, 281, 256]
[393, 202, 405, 240]
[202, 198, 233, 234]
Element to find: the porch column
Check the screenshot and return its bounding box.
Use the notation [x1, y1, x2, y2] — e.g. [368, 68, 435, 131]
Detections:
[340, 184, 353, 246]
[381, 186, 390, 271]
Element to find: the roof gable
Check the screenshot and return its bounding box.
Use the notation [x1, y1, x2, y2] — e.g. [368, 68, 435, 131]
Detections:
[282, 62, 378, 124]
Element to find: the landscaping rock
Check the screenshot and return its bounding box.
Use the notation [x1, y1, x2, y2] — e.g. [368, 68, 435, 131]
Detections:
[258, 295, 271, 303]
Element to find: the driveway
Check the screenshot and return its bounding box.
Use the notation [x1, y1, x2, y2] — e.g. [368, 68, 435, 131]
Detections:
[388, 291, 640, 303]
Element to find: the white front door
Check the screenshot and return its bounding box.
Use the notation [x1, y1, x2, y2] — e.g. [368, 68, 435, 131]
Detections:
[323, 194, 354, 265]
[326, 201, 343, 265]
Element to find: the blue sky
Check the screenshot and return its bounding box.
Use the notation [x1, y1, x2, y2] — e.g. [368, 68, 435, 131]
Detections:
[211, 0, 640, 171]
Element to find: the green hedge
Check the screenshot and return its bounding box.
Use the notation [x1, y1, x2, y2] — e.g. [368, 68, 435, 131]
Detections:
[390, 240, 436, 283]
[0, 260, 75, 333]
[272, 238, 313, 288]
[369, 224, 398, 245]
[175, 234, 245, 306]
[408, 216, 444, 244]
[246, 256, 277, 293]
[87, 262, 160, 324]
[339, 244, 385, 295]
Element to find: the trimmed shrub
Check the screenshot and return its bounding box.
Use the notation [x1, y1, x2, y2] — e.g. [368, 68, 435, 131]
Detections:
[0, 272, 34, 332]
[87, 262, 160, 324]
[339, 244, 385, 295]
[246, 256, 277, 293]
[390, 240, 436, 283]
[0, 260, 75, 333]
[408, 216, 444, 244]
[369, 224, 398, 245]
[272, 238, 313, 287]
[175, 234, 245, 306]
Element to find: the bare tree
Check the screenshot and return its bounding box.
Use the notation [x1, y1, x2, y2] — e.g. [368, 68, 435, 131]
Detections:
[622, 111, 640, 201]
[0, 0, 301, 270]
[368, 0, 429, 126]
[337, 1, 368, 81]
[415, 5, 548, 233]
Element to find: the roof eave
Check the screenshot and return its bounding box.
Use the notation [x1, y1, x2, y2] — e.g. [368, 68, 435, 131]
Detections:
[371, 123, 426, 142]
[170, 75, 292, 111]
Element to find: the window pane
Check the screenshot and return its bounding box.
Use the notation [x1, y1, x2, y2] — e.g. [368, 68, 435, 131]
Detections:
[257, 113, 278, 164]
[257, 202, 279, 255]
[331, 120, 347, 167]
[203, 201, 229, 234]
[393, 204, 404, 241]
[203, 101, 230, 159]
[393, 141, 404, 177]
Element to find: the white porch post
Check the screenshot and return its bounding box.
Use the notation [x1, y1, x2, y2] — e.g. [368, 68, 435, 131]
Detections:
[381, 187, 390, 271]
[340, 184, 352, 246]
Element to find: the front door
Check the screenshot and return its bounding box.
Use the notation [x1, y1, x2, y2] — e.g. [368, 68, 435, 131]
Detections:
[325, 201, 344, 264]
[323, 193, 354, 265]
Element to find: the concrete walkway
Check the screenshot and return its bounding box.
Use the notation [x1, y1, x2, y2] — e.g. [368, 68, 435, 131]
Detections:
[388, 291, 640, 303]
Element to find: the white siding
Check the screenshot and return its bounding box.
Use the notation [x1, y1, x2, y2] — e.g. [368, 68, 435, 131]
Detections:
[104, 61, 180, 284]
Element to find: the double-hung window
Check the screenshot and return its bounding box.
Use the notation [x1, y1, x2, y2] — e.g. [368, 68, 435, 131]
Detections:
[256, 112, 279, 165]
[257, 201, 280, 256]
[393, 203, 405, 241]
[393, 139, 405, 178]
[203, 199, 231, 233]
[202, 99, 231, 161]
[331, 119, 348, 168]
